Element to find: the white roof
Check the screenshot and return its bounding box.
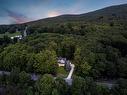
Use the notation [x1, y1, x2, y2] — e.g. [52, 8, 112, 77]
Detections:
[11, 37, 14, 39]
[58, 59, 66, 64]
[10, 35, 22, 39]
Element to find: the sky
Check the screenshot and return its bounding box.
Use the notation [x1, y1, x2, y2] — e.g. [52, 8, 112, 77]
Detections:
[0, 0, 127, 25]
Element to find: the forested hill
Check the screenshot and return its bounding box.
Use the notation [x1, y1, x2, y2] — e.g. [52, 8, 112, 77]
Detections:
[0, 3, 127, 30]
[28, 3, 127, 26]
[0, 3, 127, 79]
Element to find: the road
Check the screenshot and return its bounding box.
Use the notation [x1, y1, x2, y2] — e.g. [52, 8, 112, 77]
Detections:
[96, 81, 116, 89]
[0, 71, 39, 81]
[65, 62, 75, 85]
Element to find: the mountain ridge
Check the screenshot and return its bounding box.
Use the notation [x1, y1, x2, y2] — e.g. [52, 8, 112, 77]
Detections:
[26, 3, 127, 27]
[0, 3, 127, 26]
[0, 3, 127, 31]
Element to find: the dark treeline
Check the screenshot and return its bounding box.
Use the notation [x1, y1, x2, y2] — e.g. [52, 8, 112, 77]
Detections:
[0, 24, 28, 34]
[0, 70, 127, 95]
[1, 22, 126, 79]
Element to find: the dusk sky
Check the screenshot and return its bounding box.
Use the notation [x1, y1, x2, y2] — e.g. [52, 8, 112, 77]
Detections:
[0, 0, 127, 25]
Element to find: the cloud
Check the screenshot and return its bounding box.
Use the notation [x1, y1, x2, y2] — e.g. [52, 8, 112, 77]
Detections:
[47, 11, 60, 17]
[4, 9, 30, 24]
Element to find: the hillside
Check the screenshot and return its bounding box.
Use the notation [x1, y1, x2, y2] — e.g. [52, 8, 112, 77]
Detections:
[0, 3, 127, 33]
[28, 4, 127, 26]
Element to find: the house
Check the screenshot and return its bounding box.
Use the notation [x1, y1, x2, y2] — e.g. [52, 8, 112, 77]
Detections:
[57, 57, 72, 71]
[58, 57, 67, 67]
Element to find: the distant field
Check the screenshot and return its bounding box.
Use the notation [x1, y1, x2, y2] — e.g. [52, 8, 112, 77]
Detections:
[0, 32, 21, 38]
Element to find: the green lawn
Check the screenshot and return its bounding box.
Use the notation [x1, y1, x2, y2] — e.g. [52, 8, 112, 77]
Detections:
[0, 32, 21, 38]
[57, 67, 68, 78]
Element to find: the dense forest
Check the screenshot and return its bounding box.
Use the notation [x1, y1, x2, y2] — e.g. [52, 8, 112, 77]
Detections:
[0, 4, 127, 95]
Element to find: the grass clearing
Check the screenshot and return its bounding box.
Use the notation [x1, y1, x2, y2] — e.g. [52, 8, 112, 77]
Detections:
[0, 32, 21, 38]
[57, 67, 68, 78]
